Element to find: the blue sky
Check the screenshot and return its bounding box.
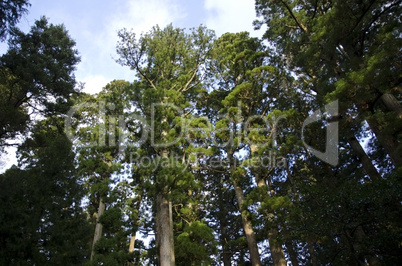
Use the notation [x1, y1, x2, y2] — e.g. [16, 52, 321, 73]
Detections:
[0, 0, 265, 170]
[8, 0, 264, 94]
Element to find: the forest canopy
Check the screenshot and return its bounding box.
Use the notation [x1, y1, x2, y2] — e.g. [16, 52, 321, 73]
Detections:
[0, 0, 401, 265]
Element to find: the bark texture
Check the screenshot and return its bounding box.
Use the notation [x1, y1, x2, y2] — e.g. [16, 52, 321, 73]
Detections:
[156, 192, 175, 266]
[91, 197, 106, 261]
[367, 93, 402, 168]
[233, 180, 262, 266]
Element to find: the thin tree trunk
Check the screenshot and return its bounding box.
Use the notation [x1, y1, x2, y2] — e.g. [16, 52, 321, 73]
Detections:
[284, 168, 300, 266]
[347, 134, 382, 180]
[220, 224, 231, 266]
[250, 142, 287, 266]
[228, 148, 262, 266]
[232, 180, 262, 266]
[216, 177, 232, 266]
[128, 236, 135, 253]
[285, 239, 299, 266]
[354, 226, 381, 266]
[91, 197, 106, 261]
[156, 192, 175, 266]
[308, 241, 317, 266]
[367, 118, 402, 168]
[129, 192, 142, 253]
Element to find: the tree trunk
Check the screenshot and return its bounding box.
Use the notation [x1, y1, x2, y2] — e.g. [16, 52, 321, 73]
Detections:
[233, 180, 262, 266]
[155, 112, 175, 266]
[354, 226, 381, 266]
[256, 176, 287, 266]
[91, 197, 106, 261]
[228, 149, 262, 266]
[285, 239, 299, 266]
[347, 134, 382, 180]
[217, 178, 232, 266]
[156, 192, 175, 266]
[220, 224, 232, 266]
[129, 192, 142, 253]
[381, 93, 402, 118]
[367, 118, 402, 168]
[268, 228, 287, 266]
[308, 241, 317, 266]
[128, 236, 135, 253]
[283, 168, 299, 266]
[366, 92, 402, 168]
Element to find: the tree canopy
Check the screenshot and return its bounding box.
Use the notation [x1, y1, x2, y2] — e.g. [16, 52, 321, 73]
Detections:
[0, 1, 401, 265]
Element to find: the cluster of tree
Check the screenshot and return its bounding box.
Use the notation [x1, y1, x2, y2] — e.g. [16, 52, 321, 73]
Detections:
[0, 0, 401, 265]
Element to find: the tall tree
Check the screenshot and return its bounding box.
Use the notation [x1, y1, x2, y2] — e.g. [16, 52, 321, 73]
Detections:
[209, 32, 299, 265]
[0, 118, 91, 264]
[254, 0, 402, 168]
[70, 81, 131, 263]
[209, 32, 265, 266]
[0, 17, 80, 151]
[254, 1, 402, 264]
[117, 24, 215, 265]
[0, 15, 89, 264]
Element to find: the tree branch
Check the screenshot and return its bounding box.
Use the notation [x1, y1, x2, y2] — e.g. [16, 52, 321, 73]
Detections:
[279, 0, 308, 32]
[180, 64, 200, 93]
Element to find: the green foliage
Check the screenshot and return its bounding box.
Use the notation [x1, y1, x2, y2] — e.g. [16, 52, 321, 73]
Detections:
[175, 221, 217, 265]
[253, 2, 402, 263]
[0, 16, 80, 150]
[1, 1, 400, 264]
[3, 17, 80, 113]
[0, 0, 30, 40]
[0, 118, 91, 264]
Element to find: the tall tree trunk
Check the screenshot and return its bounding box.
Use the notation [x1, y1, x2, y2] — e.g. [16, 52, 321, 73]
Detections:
[228, 148, 262, 266]
[268, 228, 287, 266]
[129, 192, 142, 253]
[217, 178, 232, 266]
[128, 236, 135, 254]
[256, 175, 287, 266]
[220, 224, 232, 266]
[91, 197, 105, 261]
[156, 192, 175, 266]
[250, 143, 287, 266]
[232, 180, 262, 266]
[381, 93, 402, 118]
[155, 113, 175, 266]
[283, 168, 300, 266]
[366, 92, 402, 168]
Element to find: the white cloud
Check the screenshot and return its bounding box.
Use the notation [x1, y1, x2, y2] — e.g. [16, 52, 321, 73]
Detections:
[76, 0, 186, 93]
[80, 75, 109, 94]
[110, 0, 185, 35]
[104, 0, 186, 61]
[204, 0, 261, 37]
